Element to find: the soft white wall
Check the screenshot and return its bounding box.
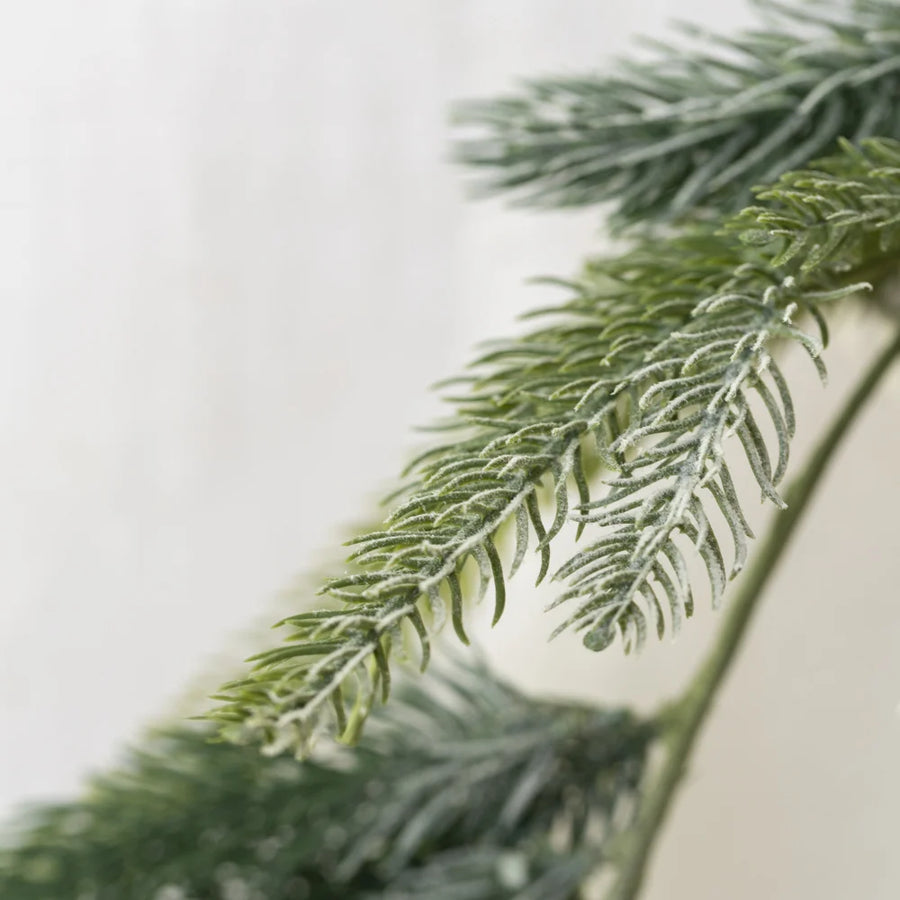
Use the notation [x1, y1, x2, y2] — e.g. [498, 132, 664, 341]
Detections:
[1, 2, 898, 898]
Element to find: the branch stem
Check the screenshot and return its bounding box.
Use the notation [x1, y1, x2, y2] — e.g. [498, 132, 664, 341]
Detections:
[607, 324, 900, 900]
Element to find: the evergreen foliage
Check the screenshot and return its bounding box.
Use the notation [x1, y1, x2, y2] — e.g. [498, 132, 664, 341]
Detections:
[5, 3, 900, 899]
[211, 139, 900, 756]
[0, 664, 652, 900]
[456, 0, 900, 226]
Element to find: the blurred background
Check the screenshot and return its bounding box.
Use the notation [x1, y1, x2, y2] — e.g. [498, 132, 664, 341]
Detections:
[1, 2, 898, 898]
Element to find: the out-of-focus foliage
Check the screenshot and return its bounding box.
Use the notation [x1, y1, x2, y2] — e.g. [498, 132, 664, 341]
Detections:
[0, 662, 653, 899]
[456, 0, 900, 227]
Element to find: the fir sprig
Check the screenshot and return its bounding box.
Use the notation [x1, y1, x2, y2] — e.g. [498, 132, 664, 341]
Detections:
[0, 663, 652, 900]
[210, 140, 900, 756]
[506, 137, 900, 650]
[455, 0, 900, 226]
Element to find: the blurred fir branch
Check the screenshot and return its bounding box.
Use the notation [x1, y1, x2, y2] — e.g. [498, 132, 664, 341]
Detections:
[455, 0, 900, 226]
[210, 138, 900, 756]
[0, 662, 653, 900]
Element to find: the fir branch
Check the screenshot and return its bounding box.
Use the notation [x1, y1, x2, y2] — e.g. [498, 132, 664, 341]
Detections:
[0, 663, 652, 900]
[210, 139, 900, 756]
[551, 137, 900, 651]
[455, 0, 900, 226]
[606, 321, 900, 900]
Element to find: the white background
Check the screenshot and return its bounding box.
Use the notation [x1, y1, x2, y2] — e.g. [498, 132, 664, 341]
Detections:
[1, 2, 899, 898]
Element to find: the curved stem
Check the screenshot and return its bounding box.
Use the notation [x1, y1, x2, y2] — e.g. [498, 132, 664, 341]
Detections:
[607, 324, 900, 900]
